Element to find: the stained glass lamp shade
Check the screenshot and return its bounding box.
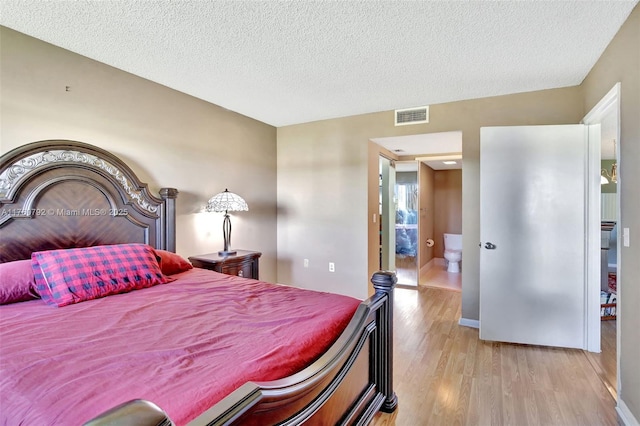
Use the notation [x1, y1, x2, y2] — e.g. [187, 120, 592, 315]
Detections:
[205, 189, 248, 256]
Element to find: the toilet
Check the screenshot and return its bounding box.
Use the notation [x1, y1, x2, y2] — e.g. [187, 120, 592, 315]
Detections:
[443, 233, 462, 273]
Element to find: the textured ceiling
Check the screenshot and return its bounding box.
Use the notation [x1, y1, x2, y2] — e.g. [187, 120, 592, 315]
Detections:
[0, 1, 637, 127]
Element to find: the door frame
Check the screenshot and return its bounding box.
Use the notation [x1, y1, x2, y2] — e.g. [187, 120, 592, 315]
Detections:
[581, 83, 621, 358]
[379, 155, 396, 272]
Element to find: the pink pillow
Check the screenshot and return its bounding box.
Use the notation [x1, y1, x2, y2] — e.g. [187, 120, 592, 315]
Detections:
[0, 259, 39, 304]
[32, 244, 174, 307]
[154, 250, 193, 275]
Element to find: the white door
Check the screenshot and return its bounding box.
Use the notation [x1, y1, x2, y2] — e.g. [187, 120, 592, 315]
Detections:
[480, 125, 589, 349]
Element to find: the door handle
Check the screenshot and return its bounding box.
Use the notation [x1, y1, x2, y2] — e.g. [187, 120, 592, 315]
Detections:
[484, 242, 497, 250]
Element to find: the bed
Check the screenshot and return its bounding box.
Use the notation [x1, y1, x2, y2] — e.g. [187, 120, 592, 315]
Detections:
[0, 140, 397, 425]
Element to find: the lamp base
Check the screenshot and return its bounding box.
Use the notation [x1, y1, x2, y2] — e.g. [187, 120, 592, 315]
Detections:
[218, 250, 237, 257]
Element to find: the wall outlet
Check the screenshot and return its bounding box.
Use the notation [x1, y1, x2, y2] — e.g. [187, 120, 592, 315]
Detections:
[303, 258, 309, 268]
[329, 262, 335, 272]
[373, 213, 377, 223]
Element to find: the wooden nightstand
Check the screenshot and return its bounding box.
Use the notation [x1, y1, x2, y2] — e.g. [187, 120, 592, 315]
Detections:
[188, 250, 261, 280]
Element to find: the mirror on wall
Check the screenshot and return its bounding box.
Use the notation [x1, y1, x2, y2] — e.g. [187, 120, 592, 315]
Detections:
[395, 161, 419, 286]
[379, 156, 396, 272]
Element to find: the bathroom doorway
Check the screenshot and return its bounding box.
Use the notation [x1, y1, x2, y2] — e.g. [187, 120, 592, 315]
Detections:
[371, 131, 463, 291]
[418, 159, 463, 292]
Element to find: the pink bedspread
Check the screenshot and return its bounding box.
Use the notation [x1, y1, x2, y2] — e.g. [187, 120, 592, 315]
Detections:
[0, 268, 361, 425]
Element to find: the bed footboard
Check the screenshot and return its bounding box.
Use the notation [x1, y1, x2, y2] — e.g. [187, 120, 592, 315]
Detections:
[189, 270, 398, 426]
[84, 400, 173, 426]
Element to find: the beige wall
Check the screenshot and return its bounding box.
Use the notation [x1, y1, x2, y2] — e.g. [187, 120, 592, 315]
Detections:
[433, 170, 462, 259]
[0, 27, 279, 282]
[582, 4, 640, 421]
[418, 163, 435, 270]
[279, 87, 582, 299]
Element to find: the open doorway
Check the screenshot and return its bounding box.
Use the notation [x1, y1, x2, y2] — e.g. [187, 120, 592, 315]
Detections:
[583, 83, 621, 400]
[378, 156, 420, 287]
[372, 131, 463, 291]
[417, 157, 462, 292]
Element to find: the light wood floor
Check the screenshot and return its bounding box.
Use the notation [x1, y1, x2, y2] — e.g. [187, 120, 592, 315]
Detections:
[395, 255, 418, 286]
[419, 262, 462, 292]
[586, 319, 617, 399]
[372, 286, 617, 426]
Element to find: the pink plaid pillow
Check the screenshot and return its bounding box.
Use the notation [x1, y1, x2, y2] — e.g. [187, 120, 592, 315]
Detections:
[32, 244, 173, 307]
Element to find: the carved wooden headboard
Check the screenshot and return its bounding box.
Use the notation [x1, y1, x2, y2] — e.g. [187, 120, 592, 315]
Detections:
[0, 140, 177, 263]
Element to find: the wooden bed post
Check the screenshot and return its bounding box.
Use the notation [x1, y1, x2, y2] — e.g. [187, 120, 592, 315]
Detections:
[159, 188, 178, 252]
[371, 270, 398, 412]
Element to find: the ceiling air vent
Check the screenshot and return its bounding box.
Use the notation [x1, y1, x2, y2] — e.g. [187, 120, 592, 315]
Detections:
[395, 106, 429, 126]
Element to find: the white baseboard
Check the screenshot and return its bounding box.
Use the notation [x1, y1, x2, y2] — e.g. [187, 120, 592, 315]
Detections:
[617, 399, 640, 426]
[419, 258, 435, 276]
[458, 318, 479, 329]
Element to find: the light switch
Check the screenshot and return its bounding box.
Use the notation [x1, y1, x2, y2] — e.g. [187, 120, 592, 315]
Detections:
[623, 227, 630, 247]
